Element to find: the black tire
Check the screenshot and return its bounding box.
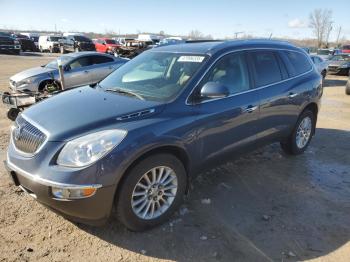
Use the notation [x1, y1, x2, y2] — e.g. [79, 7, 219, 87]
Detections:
[280, 110, 315, 155]
[116, 153, 187, 231]
[13, 50, 20, 55]
[7, 108, 20, 121]
[346, 80, 350, 95]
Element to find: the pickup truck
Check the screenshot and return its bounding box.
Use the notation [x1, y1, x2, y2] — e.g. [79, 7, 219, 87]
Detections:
[59, 35, 95, 53]
[0, 32, 21, 54]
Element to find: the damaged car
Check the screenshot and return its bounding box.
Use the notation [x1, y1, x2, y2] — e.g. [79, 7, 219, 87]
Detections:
[9, 52, 128, 93]
[5, 40, 322, 231]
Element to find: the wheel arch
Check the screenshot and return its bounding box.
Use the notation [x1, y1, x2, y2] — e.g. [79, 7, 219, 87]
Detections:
[114, 144, 191, 201]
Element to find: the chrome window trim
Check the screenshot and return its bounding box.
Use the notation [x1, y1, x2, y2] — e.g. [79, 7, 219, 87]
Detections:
[11, 114, 50, 158]
[185, 47, 314, 105]
[6, 156, 102, 189]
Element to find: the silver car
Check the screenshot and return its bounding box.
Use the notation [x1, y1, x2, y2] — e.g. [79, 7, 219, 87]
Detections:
[310, 55, 328, 79]
[9, 52, 128, 92]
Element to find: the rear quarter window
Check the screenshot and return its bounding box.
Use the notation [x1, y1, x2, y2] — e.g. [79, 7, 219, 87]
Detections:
[281, 51, 312, 77]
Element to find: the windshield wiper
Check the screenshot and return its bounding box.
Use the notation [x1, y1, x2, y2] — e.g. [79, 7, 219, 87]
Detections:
[105, 88, 145, 100]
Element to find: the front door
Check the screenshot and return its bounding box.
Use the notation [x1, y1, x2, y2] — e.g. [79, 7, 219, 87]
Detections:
[64, 56, 93, 88]
[191, 51, 260, 161]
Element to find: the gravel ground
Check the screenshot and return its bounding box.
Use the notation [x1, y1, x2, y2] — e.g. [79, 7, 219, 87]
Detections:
[0, 53, 349, 262]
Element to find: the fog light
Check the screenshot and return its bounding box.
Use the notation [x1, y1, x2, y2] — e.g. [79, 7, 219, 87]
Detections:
[51, 187, 96, 199]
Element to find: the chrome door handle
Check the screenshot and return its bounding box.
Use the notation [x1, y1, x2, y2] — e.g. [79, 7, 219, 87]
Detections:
[245, 105, 258, 113]
[288, 92, 298, 98]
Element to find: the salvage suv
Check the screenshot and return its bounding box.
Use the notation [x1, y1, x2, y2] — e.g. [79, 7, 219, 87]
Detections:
[5, 40, 322, 231]
[59, 35, 95, 53]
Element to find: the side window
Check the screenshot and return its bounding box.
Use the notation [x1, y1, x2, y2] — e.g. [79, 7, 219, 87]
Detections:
[69, 57, 92, 70]
[250, 51, 282, 87]
[91, 55, 114, 64]
[200, 52, 250, 95]
[283, 51, 312, 76]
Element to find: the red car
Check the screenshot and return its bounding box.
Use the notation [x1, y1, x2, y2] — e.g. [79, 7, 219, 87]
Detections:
[342, 45, 350, 54]
[94, 38, 120, 54]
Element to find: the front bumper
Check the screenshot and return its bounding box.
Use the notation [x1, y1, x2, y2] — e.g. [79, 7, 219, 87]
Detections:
[4, 158, 115, 225]
[327, 67, 349, 75]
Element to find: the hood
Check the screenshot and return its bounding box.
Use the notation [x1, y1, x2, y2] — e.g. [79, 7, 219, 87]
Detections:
[328, 60, 349, 67]
[23, 86, 163, 141]
[10, 66, 56, 82]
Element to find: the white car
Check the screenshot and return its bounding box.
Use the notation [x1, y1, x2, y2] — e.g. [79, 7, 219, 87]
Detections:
[38, 35, 62, 53]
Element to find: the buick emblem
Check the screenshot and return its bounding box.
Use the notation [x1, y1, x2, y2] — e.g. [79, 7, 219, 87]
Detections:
[14, 126, 23, 141]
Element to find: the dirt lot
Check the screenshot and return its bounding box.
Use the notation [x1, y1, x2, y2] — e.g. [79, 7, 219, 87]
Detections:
[0, 53, 349, 262]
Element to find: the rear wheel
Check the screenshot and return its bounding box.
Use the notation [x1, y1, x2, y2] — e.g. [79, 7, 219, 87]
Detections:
[280, 110, 315, 155]
[116, 153, 187, 231]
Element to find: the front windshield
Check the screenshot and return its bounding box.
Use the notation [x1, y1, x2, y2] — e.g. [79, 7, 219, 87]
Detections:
[49, 36, 62, 41]
[74, 36, 91, 42]
[45, 56, 73, 69]
[317, 49, 330, 55]
[99, 51, 207, 102]
[105, 39, 116, 44]
[330, 55, 350, 61]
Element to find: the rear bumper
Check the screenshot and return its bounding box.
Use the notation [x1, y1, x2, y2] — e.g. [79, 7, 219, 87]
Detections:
[4, 159, 115, 226]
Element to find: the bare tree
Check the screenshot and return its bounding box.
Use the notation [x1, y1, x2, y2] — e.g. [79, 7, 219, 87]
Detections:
[309, 9, 333, 48]
[188, 30, 203, 40]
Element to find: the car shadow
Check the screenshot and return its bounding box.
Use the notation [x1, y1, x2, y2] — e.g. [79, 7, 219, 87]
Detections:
[78, 128, 350, 261]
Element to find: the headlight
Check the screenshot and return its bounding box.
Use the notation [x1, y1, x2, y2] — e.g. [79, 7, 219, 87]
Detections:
[16, 77, 34, 87]
[57, 130, 127, 168]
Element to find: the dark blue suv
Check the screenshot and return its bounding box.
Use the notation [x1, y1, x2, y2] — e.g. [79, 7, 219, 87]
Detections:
[5, 40, 322, 231]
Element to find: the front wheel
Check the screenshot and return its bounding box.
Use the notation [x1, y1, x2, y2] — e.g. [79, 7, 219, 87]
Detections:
[346, 81, 350, 95]
[116, 154, 187, 231]
[280, 110, 315, 155]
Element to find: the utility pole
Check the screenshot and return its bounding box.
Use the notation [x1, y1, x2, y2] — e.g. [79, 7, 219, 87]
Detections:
[336, 26, 342, 47]
[234, 31, 244, 39]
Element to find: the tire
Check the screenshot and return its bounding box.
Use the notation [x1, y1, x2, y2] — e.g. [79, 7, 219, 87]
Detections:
[7, 108, 20, 121]
[280, 110, 315, 155]
[346, 80, 350, 95]
[116, 153, 187, 231]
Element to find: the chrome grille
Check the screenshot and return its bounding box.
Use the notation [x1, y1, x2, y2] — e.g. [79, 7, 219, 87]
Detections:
[12, 116, 47, 155]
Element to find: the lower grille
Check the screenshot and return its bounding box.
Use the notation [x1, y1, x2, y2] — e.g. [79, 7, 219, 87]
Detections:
[12, 116, 47, 155]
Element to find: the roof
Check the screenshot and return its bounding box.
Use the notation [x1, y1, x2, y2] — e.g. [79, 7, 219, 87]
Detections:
[152, 39, 300, 55]
[61, 51, 113, 58]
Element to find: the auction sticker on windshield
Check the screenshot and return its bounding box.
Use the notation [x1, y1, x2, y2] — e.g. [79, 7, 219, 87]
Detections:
[178, 56, 205, 63]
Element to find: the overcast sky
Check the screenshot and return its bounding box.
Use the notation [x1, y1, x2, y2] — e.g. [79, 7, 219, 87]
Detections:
[0, 0, 349, 41]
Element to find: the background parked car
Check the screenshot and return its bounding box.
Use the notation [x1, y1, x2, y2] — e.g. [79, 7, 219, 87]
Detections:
[11, 33, 37, 52]
[21, 32, 40, 50]
[59, 35, 95, 53]
[310, 55, 328, 78]
[327, 54, 350, 75]
[342, 44, 350, 54]
[9, 52, 128, 93]
[316, 48, 332, 60]
[0, 32, 21, 55]
[94, 38, 120, 54]
[38, 35, 62, 53]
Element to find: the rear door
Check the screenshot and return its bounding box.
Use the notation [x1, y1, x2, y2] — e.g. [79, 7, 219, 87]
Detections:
[251, 50, 312, 141]
[64, 56, 94, 88]
[191, 51, 260, 162]
[90, 55, 116, 82]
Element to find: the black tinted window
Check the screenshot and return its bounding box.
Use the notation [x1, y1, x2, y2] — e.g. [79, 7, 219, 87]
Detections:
[250, 51, 282, 87]
[283, 51, 312, 76]
[69, 57, 92, 69]
[91, 55, 114, 64]
[201, 52, 250, 95]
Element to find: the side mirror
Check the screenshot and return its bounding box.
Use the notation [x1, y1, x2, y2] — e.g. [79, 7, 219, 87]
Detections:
[200, 81, 229, 99]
